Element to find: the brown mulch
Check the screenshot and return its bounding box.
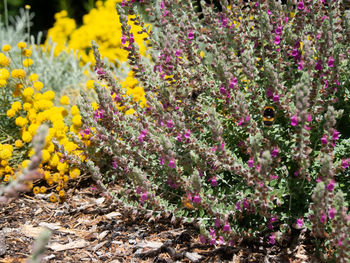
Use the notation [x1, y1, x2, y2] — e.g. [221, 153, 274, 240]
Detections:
[0, 187, 317, 263]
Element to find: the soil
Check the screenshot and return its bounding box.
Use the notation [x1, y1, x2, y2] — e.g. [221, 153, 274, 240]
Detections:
[0, 187, 318, 263]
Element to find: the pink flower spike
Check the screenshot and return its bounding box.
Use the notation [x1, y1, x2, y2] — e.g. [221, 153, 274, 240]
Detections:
[321, 135, 328, 145]
[223, 222, 231, 232]
[188, 30, 194, 40]
[168, 158, 176, 169]
[297, 1, 304, 10]
[248, 158, 254, 168]
[320, 214, 327, 224]
[211, 177, 217, 187]
[121, 35, 127, 45]
[328, 56, 334, 67]
[329, 208, 335, 219]
[291, 114, 298, 127]
[274, 35, 281, 45]
[193, 194, 201, 203]
[273, 94, 280, 102]
[269, 235, 276, 245]
[327, 179, 335, 191]
[215, 218, 221, 228]
[307, 114, 312, 122]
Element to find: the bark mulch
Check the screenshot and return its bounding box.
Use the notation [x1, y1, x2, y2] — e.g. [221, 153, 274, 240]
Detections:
[0, 187, 317, 262]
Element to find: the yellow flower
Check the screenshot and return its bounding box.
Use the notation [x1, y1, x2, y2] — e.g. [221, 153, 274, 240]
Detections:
[49, 154, 59, 167]
[22, 87, 34, 98]
[60, 95, 70, 105]
[50, 194, 57, 202]
[14, 140, 23, 148]
[29, 73, 39, 82]
[17, 41, 27, 49]
[91, 102, 99, 110]
[0, 148, 12, 160]
[22, 131, 33, 143]
[2, 44, 11, 52]
[0, 53, 10, 66]
[42, 90, 55, 100]
[1, 160, 8, 166]
[23, 58, 33, 67]
[0, 68, 10, 80]
[70, 105, 79, 115]
[40, 186, 46, 193]
[22, 159, 30, 168]
[72, 115, 82, 127]
[57, 162, 68, 173]
[0, 79, 6, 87]
[11, 69, 26, 79]
[33, 81, 44, 91]
[42, 150, 51, 163]
[4, 165, 12, 173]
[11, 101, 22, 111]
[86, 79, 95, 89]
[22, 49, 32, 57]
[69, 167, 81, 179]
[3, 174, 10, 182]
[23, 102, 32, 111]
[6, 109, 16, 118]
[58, 190, 65, 198]
[15, 116, 28, 127]
[33, 186, 40, 195]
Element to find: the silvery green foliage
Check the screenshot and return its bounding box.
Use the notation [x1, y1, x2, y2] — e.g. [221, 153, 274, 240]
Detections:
[0, 9, 92, 99]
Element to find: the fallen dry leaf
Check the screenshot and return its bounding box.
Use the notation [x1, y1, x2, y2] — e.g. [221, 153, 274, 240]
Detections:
[47, 239, 89, 252]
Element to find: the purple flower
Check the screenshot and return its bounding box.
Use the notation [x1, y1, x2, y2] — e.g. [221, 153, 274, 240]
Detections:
[291, 48, 299, 57]
[273, 94, 280, 102]
[333, 129, 340, 141]
[307, 114, 312, 122]
[129, 34, 134, 44]
[176, 133, 182, 142]
[209, 238, 216, 245]
[193, 194, 201, 203]
[209, 228, 216, 237]
[175, 49, 181, 57]
[211, 177, 217, 187]
[266, 88, 273, 98]
[297, 1, 304, 10]
[141, 192, 148, 201]
[296, 218, 304, 228]
[121, 35, 127, 45]
[320, 214, 327, 224]
[229, 78, 237, 88]
[328, 56, 334, 67]
[315, 60, 323, 71]
[243, 199, 249, 209]
[329, 208, 335, 219]
[168, 158, 176, 169]
[269, 235, 276, 245]
[327, 179, 335, 191]
[275, 26, 282, 35]
[271, 147, 279, 158]
[215, 218, 221, 228]
[218, 236, 224, 245]
[166, 120, 174, 129]
[184, 129, 191, 139]
[200, 235, 206, 244]
[223, 222, 231, 232]
[341, 159, 349, 169]
[291, 114, 298, 126]
[219, 86, 226, 95]
[321, 135, 328, 145]
[188, 30, 194, 40]
[112, 160, 118, 169]
[96, 67, 104, 75]
[248, 158, 254, 168]
[274, 35, 281, 45]
[160, 157, 165, 165]
[298, 61, 303, 70]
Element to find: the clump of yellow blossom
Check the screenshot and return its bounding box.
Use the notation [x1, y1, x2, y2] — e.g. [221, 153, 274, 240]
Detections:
[17, 41, 27, 49]
[60, 95, 69, 105]
[23, 58, 34, 67]
[2, 44, 11, 52]
[11, 69, 26, 79]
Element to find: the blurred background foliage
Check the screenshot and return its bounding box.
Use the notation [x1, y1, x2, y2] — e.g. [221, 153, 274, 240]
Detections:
[0, 0, 97, 40]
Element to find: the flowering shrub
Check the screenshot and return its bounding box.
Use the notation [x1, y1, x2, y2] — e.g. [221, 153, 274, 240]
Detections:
[58, 0, 349, 261]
